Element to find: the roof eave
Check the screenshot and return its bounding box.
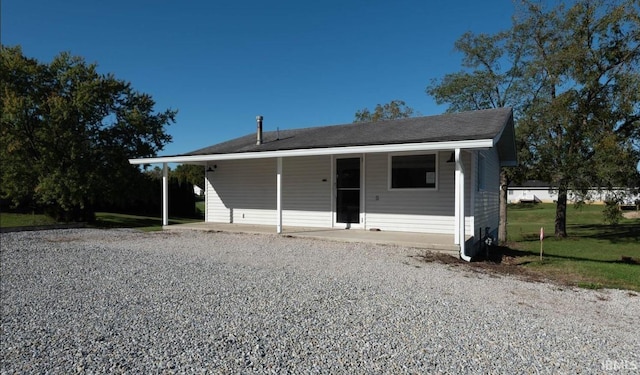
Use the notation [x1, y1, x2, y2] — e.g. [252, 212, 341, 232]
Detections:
[492, 109, 518, 166]
[129, 139, 495, 165]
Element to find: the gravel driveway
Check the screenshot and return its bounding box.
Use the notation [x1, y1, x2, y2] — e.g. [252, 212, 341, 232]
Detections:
[1, 229, 639, 374]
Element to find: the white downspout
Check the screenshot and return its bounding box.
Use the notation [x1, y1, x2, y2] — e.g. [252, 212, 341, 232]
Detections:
[162, 162, 169, 227]
[455, 149, 471, 261]
[276, 157, 283, 233]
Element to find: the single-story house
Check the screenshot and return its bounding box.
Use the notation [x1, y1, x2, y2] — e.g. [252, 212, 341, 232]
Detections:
[508, 181, 640, 206]
[507, 180, 550, 203]
[129, 107, 517, 260]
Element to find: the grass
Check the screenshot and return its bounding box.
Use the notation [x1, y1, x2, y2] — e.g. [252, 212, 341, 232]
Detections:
[196, 199, 205, 214]
[502, 203, 640, 291]
[0, 211, 201, 232]
[0, 212, 59, 228]
[93, 212, 201, 232]
[1, 196, 206, 232]
[93, 196, 205, 231]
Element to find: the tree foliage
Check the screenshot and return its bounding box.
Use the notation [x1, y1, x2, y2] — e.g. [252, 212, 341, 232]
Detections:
[354, 100, 415, 122]
[427, 31, 527, 113]
[427, 0, 640, 237]
[426, 29, 528, 243]
[172, 164, 204, 190]
[0, 46, 177, 221]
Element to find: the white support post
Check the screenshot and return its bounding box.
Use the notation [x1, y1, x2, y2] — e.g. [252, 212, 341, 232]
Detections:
[330, 155, 335, 228]
[276, 157, 283, 234]
[203, 165, 208, 223]
[361, 153, 366, 228]
[162, 162, 169, 227]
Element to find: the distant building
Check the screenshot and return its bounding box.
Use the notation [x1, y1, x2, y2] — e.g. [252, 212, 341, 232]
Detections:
[508, 180, 639, 206]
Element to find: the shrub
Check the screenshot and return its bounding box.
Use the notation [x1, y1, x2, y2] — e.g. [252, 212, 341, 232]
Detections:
[603, 200, 623, 225]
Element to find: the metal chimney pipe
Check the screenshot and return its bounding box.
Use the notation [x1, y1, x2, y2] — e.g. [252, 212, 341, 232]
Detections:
[256, 115, 263, 145]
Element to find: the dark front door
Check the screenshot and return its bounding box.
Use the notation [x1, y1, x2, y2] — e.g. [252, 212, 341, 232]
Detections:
[336, 158, 360, 224]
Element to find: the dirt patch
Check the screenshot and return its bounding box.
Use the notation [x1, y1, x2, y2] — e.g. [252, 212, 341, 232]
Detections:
[623, 210, 640, 219]
[419, 248, 579, 288]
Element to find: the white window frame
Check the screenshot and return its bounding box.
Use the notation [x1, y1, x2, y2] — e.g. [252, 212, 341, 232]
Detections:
[387, 152, 439, 191]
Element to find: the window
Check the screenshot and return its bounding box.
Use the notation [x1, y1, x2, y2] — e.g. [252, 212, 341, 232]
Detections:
[390, 154, 437, 189]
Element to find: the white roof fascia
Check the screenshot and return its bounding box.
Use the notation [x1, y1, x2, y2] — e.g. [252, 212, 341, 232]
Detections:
[129, 139, 494, 165]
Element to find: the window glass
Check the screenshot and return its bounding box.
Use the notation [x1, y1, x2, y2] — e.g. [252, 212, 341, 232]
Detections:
[391, 154, 436, 189]
[337, 158, 360, 188]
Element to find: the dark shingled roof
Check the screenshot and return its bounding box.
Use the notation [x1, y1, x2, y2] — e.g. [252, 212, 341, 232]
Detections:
[184, 107, 513, 156]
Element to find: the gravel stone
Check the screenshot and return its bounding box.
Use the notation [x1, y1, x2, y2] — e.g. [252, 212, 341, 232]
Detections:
[1, 228, 638, 374]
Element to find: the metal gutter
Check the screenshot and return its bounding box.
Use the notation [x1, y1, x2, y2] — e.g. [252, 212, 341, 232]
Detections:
[129, 139, 495, 165]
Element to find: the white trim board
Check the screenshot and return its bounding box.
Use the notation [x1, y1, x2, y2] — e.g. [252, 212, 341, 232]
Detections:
[129, 139, 494, 165]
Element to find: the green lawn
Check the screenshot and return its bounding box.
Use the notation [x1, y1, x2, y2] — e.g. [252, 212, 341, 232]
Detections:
[0, 211, 200, 232]
[506, 203, 640, 291]
[93, 212, 200, 232]
[0, 212, 59, 228]
[196, 199, 205, 215]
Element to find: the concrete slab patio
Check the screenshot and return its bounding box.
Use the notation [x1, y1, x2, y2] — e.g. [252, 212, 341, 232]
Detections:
[164, 222, 461, 254]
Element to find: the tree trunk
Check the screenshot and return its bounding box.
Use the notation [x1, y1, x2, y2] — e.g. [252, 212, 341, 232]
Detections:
[555, 185, 568, 237]
[498, 169, 509, 244]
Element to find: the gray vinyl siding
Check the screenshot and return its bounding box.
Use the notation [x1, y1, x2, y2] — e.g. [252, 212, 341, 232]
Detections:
[205, 150, 480, 235]
[282, 156, 332, 227]
[364, 151, 468, 234]
[206, 156, 332, 227]
[205, 162, 230, 223]
[206, 158, 276, 225]
[473, 149, 500, 242]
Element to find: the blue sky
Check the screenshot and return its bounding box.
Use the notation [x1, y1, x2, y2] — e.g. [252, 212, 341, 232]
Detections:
[2, 0, 516, 157]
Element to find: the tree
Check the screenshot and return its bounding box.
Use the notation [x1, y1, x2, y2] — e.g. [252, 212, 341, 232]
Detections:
[516, 0, 640, 236]
[427, 30, 528, 243]
[172, 164, 204, 190]
[354, 100, 415, 122]
[0, 46, 177, 221]
[428, 0, 640, 238]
